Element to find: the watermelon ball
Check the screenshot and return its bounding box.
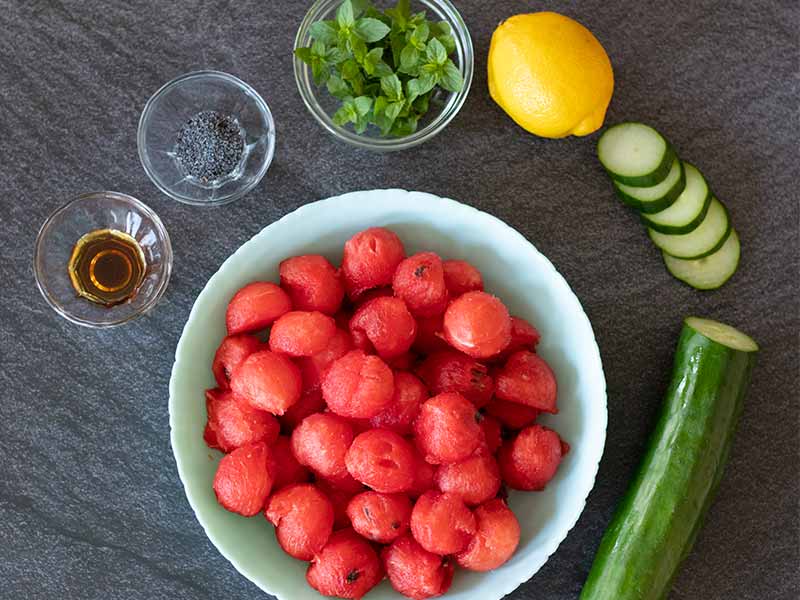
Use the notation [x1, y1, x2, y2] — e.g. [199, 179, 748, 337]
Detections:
[410, 490, 477, 555]
[296, 328, 354, 392]
[485, 398, 540, 430]
[317, 476, 365, 530]
[212, 442, 273, 516]
[443, 291, 512, 359]
[205, 389, 280, 453]
[280, 388, 326, 431]
[369, 371, 428, 435]
[291, 413, 354, 480]
[495, 350, 558, 413]
[226, 282, 291, 335]
[269, 310, 337, 357]
[382, 534, 455, 600]
[345, 429, 416, 493]
[498, 424, 565, 490]
[416, 350, 494, 408]
[350, 297, 417, 360]
[267, 435, 310, 490]
[435, 453, 502, 506]
[455, 499, 521, 571]
[413, 392, 482, 464]
[413, 314, 449, 356]
[279, 254, 344, 315]
[265, 483, 335, 560]
[342, 227, 406, 299]
[493, 316, 541, 362]
[477, 413, 503, 454]
[212, 334, 264, 389]
[322, 350, 394, 419]
[392, 252, 449, 317]
[408, 446, 437, 499]
[346, 491, 412, 543]
[306, 528, 383, 599]
[442, 259, 484, 297]
[230, 350, 302, 416]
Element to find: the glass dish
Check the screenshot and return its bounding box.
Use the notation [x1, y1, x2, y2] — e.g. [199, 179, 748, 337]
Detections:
[34, 191, 172, 328]
[293, 0, 474, 152]
[138, 71, 275, 206]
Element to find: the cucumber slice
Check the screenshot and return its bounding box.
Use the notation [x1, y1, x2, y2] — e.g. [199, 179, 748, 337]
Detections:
[614, 158, 685, 213]
[664, 230, 740, 290]
[598, 122, 675, 186]
[641, 163, 712, 234]
[648, 198, 731, 259]
[580, 318, 757, 600]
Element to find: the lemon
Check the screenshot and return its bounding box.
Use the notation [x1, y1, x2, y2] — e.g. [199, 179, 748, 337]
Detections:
[488, 12, 614, 138]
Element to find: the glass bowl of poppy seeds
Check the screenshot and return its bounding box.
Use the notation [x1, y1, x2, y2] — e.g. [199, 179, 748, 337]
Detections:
[138, 71, 275, 206]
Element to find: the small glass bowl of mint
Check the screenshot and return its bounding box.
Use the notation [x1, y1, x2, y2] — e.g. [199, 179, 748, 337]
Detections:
[138, 71, 276, 206]
[294, 0, 473, 151]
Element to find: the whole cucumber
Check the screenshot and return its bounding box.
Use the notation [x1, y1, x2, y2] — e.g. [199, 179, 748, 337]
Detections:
[580, 317, 758, 600]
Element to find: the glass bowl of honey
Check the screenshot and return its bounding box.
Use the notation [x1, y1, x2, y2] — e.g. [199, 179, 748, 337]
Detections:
[34, 191, 172, 328]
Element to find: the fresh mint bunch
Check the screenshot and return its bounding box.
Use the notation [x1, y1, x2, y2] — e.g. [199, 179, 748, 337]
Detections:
[295, 0, 464, 138]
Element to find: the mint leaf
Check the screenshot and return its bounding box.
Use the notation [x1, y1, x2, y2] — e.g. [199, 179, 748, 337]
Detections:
[354, 17, 390, 42]
[354, 95, 373, 117]
[399, 44, 419, 73]
[373, 95, 388, 116]
[391, 114, 418, 136]
[426, 37, 447, 65]
[436, 33, 456, 54]
[409, 11, 427, 27]
[326, 47, 348, 64]
[311, 39, 327, 58]
[385, 100, 404, 122]
[341, 58, 360, 80]
[439, 59, 463, 92]
[333, 99, 357, 126]
[385, 0, 411, 30]
[336, 0, 355, 28]
[309, 20, 338, 45]
[431, 21, 451, 37]
[349, 34, 368, 61]
[294, 47, 313, 65]
[381, 73, 403, 102]
[410, 22, 430, 50]
[413, 90, 431, 113]
[327, 73, 352, 99]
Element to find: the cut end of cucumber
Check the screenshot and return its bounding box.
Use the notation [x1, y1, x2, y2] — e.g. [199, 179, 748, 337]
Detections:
[685, 317, 759, 352]
[598, 122, 674, 186]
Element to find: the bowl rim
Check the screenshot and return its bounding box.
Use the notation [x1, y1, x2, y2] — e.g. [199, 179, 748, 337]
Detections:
[292, 0, 474, 152]
[33, 190, 173, 329]
[169, 189, 607, 599]
[137, 69, 276, 207]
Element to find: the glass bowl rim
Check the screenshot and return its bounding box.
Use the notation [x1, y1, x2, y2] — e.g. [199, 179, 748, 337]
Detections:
[293, 0, 474, 151]
[137, 70, 276, 207]
[33, 190, 174, 329]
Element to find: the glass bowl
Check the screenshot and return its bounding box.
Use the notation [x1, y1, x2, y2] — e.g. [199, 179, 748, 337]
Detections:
[138, 71, 276, 206]
[293, 0, 474, 152]
[34, 191, 172, 328]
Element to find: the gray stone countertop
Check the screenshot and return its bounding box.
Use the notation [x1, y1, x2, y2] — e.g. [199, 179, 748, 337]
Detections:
[0, 1, 797, 599]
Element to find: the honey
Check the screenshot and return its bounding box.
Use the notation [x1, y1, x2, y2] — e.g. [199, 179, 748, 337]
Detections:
[68, 229, 146, 307]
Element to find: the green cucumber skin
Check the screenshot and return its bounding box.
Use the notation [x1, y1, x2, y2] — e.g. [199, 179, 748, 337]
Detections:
[649, 203, 733, 260]
[641, 187, 712, 235]
[580, 322, 757, 600]
[605, 145, 677, 187]
[614, 161, 686, 214]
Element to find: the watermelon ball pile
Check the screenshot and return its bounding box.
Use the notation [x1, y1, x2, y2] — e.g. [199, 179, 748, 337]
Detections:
[204, 227, 569, 600]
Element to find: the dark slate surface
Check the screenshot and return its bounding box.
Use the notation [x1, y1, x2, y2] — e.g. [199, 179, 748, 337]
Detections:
[1, 1, 797, 598]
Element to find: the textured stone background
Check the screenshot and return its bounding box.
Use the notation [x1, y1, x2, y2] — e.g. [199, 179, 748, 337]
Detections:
[0, 1, 797, 599]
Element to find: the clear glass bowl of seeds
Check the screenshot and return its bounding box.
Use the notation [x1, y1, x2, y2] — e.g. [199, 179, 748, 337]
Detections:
[138, 71, 276, 206]
[34, 191, 172, 328]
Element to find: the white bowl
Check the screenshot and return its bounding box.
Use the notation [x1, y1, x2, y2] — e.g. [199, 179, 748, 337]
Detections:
[169, 189, 607, 600]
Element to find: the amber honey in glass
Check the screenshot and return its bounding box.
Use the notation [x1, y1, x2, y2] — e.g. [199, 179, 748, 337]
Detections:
[67, 229, 146, 307]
